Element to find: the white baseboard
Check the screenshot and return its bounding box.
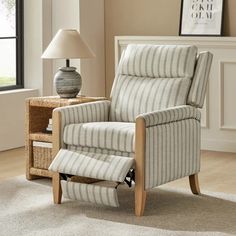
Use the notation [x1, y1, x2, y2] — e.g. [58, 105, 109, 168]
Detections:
[201, 139, 236, 153]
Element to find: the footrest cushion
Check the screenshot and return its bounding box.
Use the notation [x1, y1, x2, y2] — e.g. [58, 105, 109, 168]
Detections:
[61, 180, 119, 207]
[49, 149, 134, 182]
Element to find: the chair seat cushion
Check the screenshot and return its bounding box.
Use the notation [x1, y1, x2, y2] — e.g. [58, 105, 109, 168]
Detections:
[63, 122, 135, 153]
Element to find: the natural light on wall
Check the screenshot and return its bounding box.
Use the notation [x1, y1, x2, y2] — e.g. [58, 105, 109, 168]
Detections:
[0, 0, 16, 87]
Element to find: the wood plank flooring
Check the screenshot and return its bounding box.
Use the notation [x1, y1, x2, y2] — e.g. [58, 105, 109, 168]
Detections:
[0, 148, 236, 194]
[0, 148, 26, 181]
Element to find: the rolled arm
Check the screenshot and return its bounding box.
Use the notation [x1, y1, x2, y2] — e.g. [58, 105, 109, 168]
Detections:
[136, 105, 201, 127]
[54, 100, 111, 125]
[52, 100, 110, 151]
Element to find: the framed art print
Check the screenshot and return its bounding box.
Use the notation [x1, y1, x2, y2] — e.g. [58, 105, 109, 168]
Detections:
[179, 0, 224, 36]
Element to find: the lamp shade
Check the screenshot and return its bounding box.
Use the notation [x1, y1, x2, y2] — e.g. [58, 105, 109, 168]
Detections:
[41, 29, 95, 59]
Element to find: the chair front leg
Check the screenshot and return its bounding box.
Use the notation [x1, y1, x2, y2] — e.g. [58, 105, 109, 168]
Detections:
[52, 110, 62, 204]
[135, 182, 146, 216]
[52, 173, 62, 204]
[135, 117, 147, 216]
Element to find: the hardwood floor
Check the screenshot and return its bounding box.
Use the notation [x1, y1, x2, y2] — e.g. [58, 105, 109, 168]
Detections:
[0, 148, 236, 194]
[165, 150, 236, 194]
[0, 148, 26, 181]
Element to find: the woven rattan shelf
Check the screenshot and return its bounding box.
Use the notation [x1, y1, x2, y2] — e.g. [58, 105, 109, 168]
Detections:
[25, 96, 106, 180]
[29, 133, 52, 142]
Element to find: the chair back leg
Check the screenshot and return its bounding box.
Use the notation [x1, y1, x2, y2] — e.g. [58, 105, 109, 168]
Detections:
[189, 174, 201, 195]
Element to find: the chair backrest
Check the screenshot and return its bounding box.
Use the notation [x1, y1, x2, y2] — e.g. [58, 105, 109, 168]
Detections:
[110, 44, 212, 122]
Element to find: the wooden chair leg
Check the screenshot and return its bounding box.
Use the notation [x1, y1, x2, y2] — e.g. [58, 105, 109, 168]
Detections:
[52, 173, 62, 204]
[135, 117, 147, 216]
[189, 174, 200, 195]
[135, 185, 146, 217]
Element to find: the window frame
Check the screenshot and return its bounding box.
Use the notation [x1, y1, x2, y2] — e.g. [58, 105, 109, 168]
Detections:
[0, 0, 24, 91]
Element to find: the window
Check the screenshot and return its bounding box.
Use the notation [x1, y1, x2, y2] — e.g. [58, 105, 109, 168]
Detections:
[0, 0, 23, 91]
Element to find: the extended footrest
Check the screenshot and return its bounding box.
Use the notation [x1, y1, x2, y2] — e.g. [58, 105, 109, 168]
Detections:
[49, 149, 135, 207]
[61, 180, 119, 207]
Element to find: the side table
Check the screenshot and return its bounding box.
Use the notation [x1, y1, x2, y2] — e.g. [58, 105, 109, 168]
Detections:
[25, 96, 106, 180]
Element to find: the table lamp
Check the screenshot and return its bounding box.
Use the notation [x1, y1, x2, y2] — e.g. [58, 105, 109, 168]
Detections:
[42, 29, 95, 98]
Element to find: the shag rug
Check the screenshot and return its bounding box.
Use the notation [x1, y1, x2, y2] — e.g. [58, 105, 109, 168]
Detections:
[0, 176, 235, 236]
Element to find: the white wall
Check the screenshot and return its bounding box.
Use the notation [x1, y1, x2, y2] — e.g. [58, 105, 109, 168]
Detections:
[42, 0, 53, 96]
[80, 0, 105, 96]
[0, 0, 105, 151]
[51, 0, 105, 96]
[0, 89, 38, 151]
[24, 0, 106, 96]
[24, 0, 52, 96]
[24, 0, 43, 93]
[52, 0, 80, 95]
[0, 0, 42, 151]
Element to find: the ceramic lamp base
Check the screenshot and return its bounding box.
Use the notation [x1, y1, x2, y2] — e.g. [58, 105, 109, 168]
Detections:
[54, 67, 82, 98]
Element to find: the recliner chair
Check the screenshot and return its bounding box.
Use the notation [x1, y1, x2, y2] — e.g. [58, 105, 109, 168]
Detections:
[49, 44, 212, 216]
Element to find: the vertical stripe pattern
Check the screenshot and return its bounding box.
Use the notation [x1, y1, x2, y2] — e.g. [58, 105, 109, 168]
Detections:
[110, 44, 198, 122]
[138, 105, 201, 127]
[110, 76, 192, 122]
[63, 122, 135, 153]
[137, 106, 201, 190]
[144, 119, 200, 190]
[61, 180, 119, 207]
[54, 100, 111, 147]
[187, 51, 213, 108]
[49, 149, 134, 182]
[119, 44, 197, 78]
[68, 145, 134, 158]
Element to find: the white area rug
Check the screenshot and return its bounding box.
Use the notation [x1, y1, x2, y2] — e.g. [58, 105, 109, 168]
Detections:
[0, 176, 235, 236]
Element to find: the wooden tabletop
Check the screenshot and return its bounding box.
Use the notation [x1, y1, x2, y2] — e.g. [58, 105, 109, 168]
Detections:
[27, 96, 107, 108]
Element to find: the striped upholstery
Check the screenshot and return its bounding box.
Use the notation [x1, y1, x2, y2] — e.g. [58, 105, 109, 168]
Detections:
[119, 44, 197, 78]
[187, 51, 213, 108]
[53, 100, 110, 147]
[49, 149, 134, 182]
[68, 145, 134, 158]
[49, 44, 212, 209]
[138, 106, 201, 189]
[64, 122, 135, 153]
[110, 44, 197, 122]
[138, 105, 201, 127]
[144, 118, 200, 190]
[110, 75, 192, 122]
[137, 105, 201, 189]
[61, 180, 119, 207]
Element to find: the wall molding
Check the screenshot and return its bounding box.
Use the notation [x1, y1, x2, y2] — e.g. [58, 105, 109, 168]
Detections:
[201, 88, 209, 129]
[201, 139, 236, 153]
[219, 61, 236, 131]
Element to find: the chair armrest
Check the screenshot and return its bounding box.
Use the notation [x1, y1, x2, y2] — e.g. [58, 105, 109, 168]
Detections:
[52, 100, 110, 152]
[54, 100, 110, 125]
[136, 105, 201, 127]
[135, 105, 201, 191]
